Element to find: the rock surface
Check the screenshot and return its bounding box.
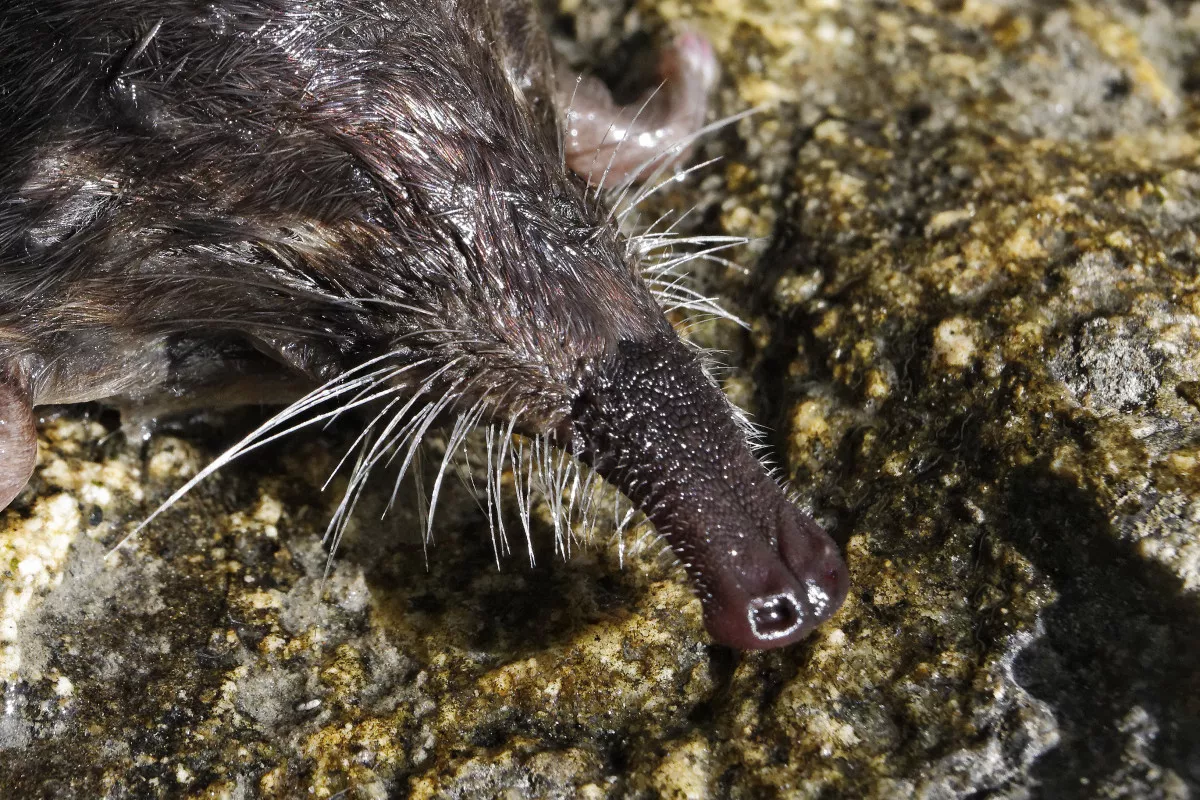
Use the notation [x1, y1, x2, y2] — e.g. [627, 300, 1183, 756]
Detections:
[3, 0, 1200, 797]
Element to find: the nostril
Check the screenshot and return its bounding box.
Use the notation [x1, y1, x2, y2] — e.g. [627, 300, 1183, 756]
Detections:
[825, 565, 842, 588]
[820, 558, 850, 609]
[748, 592, 803, 641]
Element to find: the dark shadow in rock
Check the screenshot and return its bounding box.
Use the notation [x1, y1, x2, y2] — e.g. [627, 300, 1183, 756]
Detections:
[1004, 466, 1200, 794]
[329, 467, 647, 660]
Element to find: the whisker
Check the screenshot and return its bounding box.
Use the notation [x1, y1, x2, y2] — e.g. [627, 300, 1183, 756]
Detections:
[592, 81, 665, 200]
[614, 106, 763, 213]
[106, 353, 408, 557]
[616, 156, 723, 224]
[559, 74, 584, 171]
[424, 394, 489, 545]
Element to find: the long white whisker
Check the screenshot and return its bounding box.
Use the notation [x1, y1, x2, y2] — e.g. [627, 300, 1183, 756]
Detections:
[106, 355, 404, 558]
[648, 240, 748, 273]
[413, 448, 430, 561]
[321, 433, 376, 579]
[495, 412, 521, 558]
[593, 81, 664, 199]
[484, 425, 501, 568]
[425, 394, 489, 544]
[322, 393, 405, 492]
[512, 437, 529, 549]
[550, 446, 568, 557]
[637, 234, 751, 255]
[616, 156, 723, 224]
[559, 74, 583, 170]
[320, 360, 432, 431]
[321, 360, 469, 572]
[390, 382, 468, 542]
[615, 107, 762, 212]
[377, 391, 442, 511]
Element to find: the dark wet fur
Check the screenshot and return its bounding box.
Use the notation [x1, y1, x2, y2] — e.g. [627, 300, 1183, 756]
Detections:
[0, 0, 848, 648]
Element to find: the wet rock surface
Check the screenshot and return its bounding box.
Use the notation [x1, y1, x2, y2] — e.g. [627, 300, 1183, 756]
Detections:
[3, 0, 1200, 797]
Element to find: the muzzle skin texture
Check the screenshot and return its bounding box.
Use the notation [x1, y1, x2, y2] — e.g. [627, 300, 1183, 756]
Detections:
[570, 333, 849, 649]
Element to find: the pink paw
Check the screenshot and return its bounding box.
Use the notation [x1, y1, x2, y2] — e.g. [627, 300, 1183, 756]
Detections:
[559, 30, 721, 186]
[0, 378, 36, 510]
